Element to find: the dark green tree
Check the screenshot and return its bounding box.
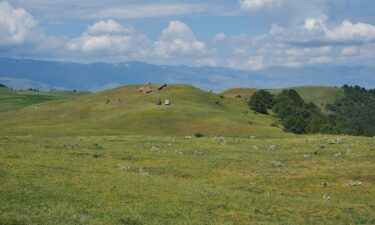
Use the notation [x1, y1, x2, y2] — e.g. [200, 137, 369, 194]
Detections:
[249, 90, 275, 114]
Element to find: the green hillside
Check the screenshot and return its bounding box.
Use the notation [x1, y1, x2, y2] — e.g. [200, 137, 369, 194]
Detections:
[268, 86, 344, 106]
[222, 86, 343, 106]
[0, 88, 85, 113]
[0, 84, 373, 224]
[221, 88, 257, 98]
[0, 84, 283, 137]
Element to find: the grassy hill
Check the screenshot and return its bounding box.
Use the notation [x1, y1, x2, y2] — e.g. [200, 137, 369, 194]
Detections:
[220, 88, 257, 99]
[0, 84, 373, 224]
[222, 86, 343, 106]
[268, 86, 344, 106]
[0, 84, 283, 137]
[0, 88, 85, 113]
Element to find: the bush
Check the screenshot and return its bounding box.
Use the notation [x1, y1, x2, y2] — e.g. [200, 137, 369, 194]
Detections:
[249, 90, 275, 114]
[194, 132, 203, 138]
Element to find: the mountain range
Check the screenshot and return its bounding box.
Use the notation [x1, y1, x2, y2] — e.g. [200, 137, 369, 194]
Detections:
[0, 58, 374, 92]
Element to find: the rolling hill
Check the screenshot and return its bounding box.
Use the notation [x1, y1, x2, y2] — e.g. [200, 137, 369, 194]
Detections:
[0, 84, 283, 137]
[222, 86, 343, 106]
[0, 87, 85, 113]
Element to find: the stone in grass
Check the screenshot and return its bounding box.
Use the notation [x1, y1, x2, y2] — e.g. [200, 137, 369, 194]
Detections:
[347, 180, 362, 186]
[321, 181, 330, 187]
[323, 193, 332, 200]
[150, 145, 160, 152]
[333, 152, 342, 157]
[303, 154, 311, 160]
[270, 160, 283, 167]
[267, 145, 276, 151]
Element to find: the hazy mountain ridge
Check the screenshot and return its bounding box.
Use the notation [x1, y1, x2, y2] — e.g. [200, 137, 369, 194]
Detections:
[0, 58, 374, 92]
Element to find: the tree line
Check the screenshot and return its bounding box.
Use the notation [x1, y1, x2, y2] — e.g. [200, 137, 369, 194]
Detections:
[249, 85, 375, 136]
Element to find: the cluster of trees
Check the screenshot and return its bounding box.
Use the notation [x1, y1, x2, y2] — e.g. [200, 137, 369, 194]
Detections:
[28, 88, 40, 92]
[0, 83, 8, 88]
[249, 85, 375, 136]
[325, 85, 375, 136]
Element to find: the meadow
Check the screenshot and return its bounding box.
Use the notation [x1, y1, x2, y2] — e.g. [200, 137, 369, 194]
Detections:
[0, 85, 374, 224]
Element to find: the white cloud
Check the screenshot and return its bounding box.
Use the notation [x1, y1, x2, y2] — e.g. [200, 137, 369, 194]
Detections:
[87, 19, 132, 35]
[154, 20, 206, 57]
[326, 20, 375, 42]
[245, 55, 264, 70]
[309, 56, 331, 64]
[340, 46, 359, 56]
[67, 20, 149, 54]
[94, 4, 206, 19]
[214, 33, 226, 42]
[239, 0, 282, 11]
[0, 1, 41, 45]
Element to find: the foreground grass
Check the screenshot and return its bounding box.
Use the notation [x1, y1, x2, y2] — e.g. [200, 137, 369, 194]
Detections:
[0, 135, 374, 224]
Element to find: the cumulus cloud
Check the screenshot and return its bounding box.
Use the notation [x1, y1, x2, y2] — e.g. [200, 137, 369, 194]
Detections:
[340, 46, 359, 56]
[94, 3, 206, 19]
[0, 1, 41, 45]
[239, 0, 282, 11]
[67, 20, 149, 54]
[326, 20, 375, 42]
[214, 33, 227, 42]
[154, 20, 206, 57]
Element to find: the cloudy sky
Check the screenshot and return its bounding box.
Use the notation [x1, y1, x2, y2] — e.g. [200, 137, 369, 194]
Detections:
[1, 0, 375, 70]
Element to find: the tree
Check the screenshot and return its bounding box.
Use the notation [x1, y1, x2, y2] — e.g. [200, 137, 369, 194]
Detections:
[249, 90, 275, 114]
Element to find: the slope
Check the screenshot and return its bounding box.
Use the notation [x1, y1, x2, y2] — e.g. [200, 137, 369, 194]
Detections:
[0, 88, 85, 113]
[222, 86, 343, 106]
[0, 84, 283, 137]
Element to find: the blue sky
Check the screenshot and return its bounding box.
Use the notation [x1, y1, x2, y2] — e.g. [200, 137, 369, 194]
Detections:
[1, 0, 375, 70]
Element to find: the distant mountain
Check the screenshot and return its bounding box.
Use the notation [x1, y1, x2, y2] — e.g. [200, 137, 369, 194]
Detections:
[0, 58, 374, 92]
[0, 77, 67, 91]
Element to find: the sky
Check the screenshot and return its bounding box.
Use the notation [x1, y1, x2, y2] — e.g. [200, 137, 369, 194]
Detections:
[1, 0, 375, 70]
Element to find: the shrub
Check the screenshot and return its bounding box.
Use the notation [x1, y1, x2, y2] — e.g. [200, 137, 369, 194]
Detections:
[249, 90, 275, 114]
[194, 132, 203, 138]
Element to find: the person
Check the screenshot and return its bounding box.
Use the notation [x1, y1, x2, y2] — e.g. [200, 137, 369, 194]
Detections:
[156, 99, 162, 105]
[165, 99, 170, 105]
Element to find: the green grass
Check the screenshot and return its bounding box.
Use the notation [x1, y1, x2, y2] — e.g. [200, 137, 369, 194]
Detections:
[0, 87, 85, 113]
[221, 88, 258, 99]
[268, 86, 344, 106]
[0, 84, 373, 224]
[0, 85, 282, 137]
[222, 86, 343, 106]
[0, 135, 373, 224]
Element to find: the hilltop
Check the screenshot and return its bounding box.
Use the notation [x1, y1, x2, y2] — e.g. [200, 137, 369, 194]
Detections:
[222, 86, 343, 106]
[0, 84, 283, 137]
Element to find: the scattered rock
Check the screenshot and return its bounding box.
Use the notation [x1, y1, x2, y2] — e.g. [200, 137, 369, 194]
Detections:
[347, 180, 362, 186]
[270, 160, 283, 167]
[323, 193, 332, 200]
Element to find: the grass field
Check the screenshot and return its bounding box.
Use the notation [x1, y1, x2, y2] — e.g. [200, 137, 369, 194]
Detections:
[0, 135, 374, 224]
[0, 85, 374, 224]
[0, 87, 84, 113]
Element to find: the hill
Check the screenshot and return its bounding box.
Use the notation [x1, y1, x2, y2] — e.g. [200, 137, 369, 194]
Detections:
[268, 86, 344, 106]
[222, 86, 343, 106]
[0, 84, 283, 137]
[0, 88, 85, 113]
[221, 88, 258, 99]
